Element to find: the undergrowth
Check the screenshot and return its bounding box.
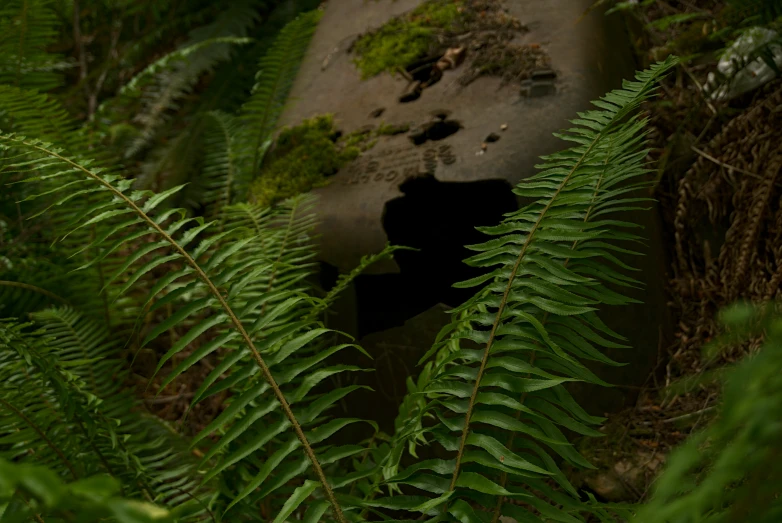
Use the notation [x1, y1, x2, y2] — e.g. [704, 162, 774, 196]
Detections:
[2, 0, 781, 521]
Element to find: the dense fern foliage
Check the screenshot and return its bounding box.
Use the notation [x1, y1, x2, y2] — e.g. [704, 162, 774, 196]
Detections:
[3, 0, 771, 521]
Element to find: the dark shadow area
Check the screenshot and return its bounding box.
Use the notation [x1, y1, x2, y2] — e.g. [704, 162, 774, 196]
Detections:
[353, 175, 518, 338]
[408, 119, 462, 145]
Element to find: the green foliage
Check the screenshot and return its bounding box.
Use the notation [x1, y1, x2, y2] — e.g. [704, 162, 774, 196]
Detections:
[0, 312, 209, 518]
[369, 56, 678, 522]
[121, 0, 265, 158]
[725, 0, 782, 26]
[0, 458, 187, 523]
[235, 10, 322, 195]
[635, 302, 782, 522]
[249, 115, 359, 207]
[0, 18, 687, 520]
[0, 0, 65, 91]
[352, 0, 465, 78]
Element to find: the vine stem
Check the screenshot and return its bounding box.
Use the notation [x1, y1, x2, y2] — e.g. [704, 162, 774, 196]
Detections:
[447, 134, 601, 494]
[14, 139, 348, 523]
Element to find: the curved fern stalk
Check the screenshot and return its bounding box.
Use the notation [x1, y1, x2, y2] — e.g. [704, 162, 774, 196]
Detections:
[0, 135, 351, 522]
[171, 195, 376, 519]
[234, 10, 321, 199]
[0, 85, 135, 326]
[375, 57, 678, 522]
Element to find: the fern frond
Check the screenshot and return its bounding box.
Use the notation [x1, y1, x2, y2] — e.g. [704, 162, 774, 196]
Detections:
[0, 0, 68, 91]
[308, 243, 410, 322]
[375, 57, 678, 522]
[234, 10, 321, 199]
[191, 110, 240, 220]
[29, 307, 210, 513]
[0, 134, 360, 522]
[123, 1, 263, 158]
[0, 86, 77, 147]
[0, 457, 187, 523]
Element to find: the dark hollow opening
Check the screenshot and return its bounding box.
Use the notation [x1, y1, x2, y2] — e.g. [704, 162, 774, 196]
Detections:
[409, 119, 462, 145]
[352, 175, 518, 338]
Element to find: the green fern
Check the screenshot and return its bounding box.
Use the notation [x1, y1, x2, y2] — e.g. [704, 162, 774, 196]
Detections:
[0, 312, 210, 518]
[234, 10, 322, 200]
[0, 0, 66, 91]
[122, 0, 264, 158]
[366, 57, 678, 522]
[0, 457, 189, 522]
[193, 111, 240, 221]
[0, 134, 370, 522]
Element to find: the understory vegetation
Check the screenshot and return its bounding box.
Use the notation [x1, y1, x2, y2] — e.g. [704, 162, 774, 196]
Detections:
[0, 0, 780, 522]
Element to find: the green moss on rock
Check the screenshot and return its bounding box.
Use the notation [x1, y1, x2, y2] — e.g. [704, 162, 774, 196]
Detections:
[352, 0, 465, 79]
[249, 115, 360, 207]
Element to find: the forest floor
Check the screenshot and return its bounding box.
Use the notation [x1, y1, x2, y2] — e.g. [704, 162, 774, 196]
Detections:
[133, 0, 782, 507]
[568, 0, 782, 503]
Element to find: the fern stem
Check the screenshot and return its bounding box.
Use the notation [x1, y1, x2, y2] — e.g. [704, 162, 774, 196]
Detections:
[20, 494, 46, 523]
[15, 141, 348, 523]
[0, 397, 78, 480]
[448, 136, 600, 494]
[490, 140, 612, 522]
[0, 281, 68, 303]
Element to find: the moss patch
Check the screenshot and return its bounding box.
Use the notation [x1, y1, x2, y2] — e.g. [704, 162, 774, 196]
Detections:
[249, 115, 360, 207]
[249, 116, 411, 206]
[351, 0, 466, 79]
[351, 0, 548, 87]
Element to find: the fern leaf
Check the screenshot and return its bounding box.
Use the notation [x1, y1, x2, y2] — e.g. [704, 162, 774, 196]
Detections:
[123, 0, 263, 158]
[234, 10, 321, 199]
[0, 0, 67, 91]
[0, 134, 357, 522]
[378, 57, 678, 522]
[0, 457, 187, 523]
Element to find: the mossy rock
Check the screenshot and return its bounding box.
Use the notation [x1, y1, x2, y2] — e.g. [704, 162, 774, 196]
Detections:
[352, 0, 466, 79]
[250, 115, 360, 207]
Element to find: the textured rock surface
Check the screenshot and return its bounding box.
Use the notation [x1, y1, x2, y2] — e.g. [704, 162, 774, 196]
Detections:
[284, 0, 672, 415]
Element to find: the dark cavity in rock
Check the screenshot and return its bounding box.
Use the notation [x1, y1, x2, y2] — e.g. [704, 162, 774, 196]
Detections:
[352, 175, 517, 337]
[408, 119, 462, 145]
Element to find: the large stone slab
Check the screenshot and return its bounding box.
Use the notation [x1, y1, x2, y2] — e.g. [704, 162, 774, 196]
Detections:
[280, 0, 636, 274]
[285, 0, 671, 414]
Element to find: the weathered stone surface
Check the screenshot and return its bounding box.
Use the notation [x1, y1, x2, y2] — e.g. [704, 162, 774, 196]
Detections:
[280, 0, 637, 273]
[282, 0, 671, 414]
